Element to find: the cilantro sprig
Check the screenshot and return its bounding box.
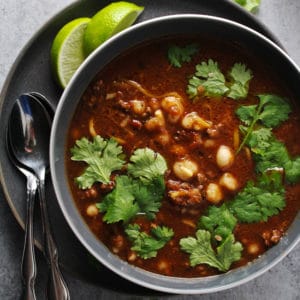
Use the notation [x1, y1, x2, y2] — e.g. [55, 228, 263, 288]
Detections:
[229, 171, 285, 222]
[127, 148, 168, 183]
[187, 60, 252, 101]
[187, 59, 229, 98]
[98, 175, 165, 223]
[125, 224, 174, 259]
[167, 43, 199, 67]
[228, 63, 253, 99]
[72, 136, 171, 258]
[251, 136, 300, 184]
[71, 136, 125, 188]
[236, 94, 300, 183]
[180, 230, 242, 272]
[97, 147, 167, 223]
[97, 176, 139, 223]
[198, 204, 237, 241]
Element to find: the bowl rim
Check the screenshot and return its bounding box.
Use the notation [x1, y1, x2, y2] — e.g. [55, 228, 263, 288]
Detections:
[50, 14, 300, 294]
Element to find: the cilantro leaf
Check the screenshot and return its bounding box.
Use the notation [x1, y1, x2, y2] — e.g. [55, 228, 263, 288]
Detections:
[239, 122, 300, 185]
[199, 204, 237, 241]
[133, 176, 165, 219]
[236, 94, 291, 129]
[98, 174, 165, 223]
[284, 157, 300, 184]
[258, 94, 291, 128]
[235, 105, 258, 126]
[167, 43, 199, 67]
[187, 59, 229, 99]
[229, 171, 285, 222]
[246, 127, 273, 153]
[216, 234, 243, 271]
[253, 138, 290, 173]
[180, 230, 242, 272]
[227, 63, 252, 100]
[97, 147, 167, 223]
[125, 224, 174, 259]
[252, 137, 300, 184]
[236, 94, 291, 153]
[234, 0, 261, 13]
[187, 60, 252, 101]
[127, 148, 168, 183]
[97, 176, 139, 223]
[71, 136, 125, 188]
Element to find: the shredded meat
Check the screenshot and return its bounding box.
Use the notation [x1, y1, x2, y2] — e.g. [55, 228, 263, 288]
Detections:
[262, 229, 283, 247]
[167, 180, 203, 206]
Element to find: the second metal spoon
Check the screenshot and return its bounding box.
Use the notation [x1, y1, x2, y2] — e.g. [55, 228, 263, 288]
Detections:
[8, 94, 70, 300]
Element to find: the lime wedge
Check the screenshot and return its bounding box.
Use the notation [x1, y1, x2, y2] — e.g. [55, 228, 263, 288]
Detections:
[83, 1, 144, 56]
[50, 18, 91, 88]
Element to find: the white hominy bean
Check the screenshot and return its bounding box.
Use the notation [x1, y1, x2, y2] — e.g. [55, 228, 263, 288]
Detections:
[173, 159, 199, 181]
[247, 243, 260, 255]
[216, 145, 234, 169]
[219, 172, 239, 191]
[86, 204, 99, 217]
[206, 183, 223, 204]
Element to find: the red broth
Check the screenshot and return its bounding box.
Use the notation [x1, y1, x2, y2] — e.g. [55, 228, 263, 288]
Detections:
[66, 38, 300, 277]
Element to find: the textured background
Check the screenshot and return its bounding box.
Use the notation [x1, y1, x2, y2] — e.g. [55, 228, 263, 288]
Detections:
[0, 0, 299, 299]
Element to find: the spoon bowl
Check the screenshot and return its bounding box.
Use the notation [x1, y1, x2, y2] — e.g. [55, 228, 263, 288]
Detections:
[8, 94, 51, 175]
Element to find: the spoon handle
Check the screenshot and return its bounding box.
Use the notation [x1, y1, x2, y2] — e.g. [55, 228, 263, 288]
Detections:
[38, 178, 70, 300]
[21, 173, 38, 300]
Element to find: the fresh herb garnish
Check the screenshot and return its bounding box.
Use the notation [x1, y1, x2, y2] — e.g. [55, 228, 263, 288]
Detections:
[71, 136, 125, 188]
[187, 60, 252, 101]
[229, 171, 285, 222]
[97, 176, 139, 223]
[236, 94, 291, 153]
[98, 175, 165, 223]
[127, 147, 168, 183]
[132, 176, 165, 219]
[233, 0, 261, 13]
[199, 204, 237, 241]
[236, 94, 300, 183]
[227, 63, 253, 99]
[125, 224, 174, 259]
[167, 43, 199, 67]
[187, 59, 228, 99]
[251, 135, 300, 184]
[96, 146, 167, 223]
[180, 230, 242, 272]
[284, 157, 300, 184]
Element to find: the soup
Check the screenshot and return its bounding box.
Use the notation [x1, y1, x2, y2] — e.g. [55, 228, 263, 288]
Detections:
[66, 37, 300, 277]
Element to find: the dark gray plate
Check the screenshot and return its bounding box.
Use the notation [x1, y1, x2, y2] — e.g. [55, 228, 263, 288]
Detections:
[0, 0, 282, 295]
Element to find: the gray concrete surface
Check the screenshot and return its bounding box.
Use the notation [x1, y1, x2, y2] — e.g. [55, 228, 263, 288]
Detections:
[0, 0, 299, 299]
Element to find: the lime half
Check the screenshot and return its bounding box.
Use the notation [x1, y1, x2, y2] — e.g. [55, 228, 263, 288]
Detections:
[51, 18, 91, 88]
[83, 1, 144, 56]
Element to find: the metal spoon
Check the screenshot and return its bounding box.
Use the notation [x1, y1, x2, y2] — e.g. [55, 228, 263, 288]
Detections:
[6, 128, 38, 300]
[8, 94, 70, 300]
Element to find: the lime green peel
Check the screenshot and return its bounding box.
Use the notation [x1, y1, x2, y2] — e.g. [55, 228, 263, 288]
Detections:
[83, 1, 144, 56]
[51, 18, 91, 88]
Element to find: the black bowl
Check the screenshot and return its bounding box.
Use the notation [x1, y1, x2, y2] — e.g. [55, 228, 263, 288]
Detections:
[50, 14, 300, 294]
